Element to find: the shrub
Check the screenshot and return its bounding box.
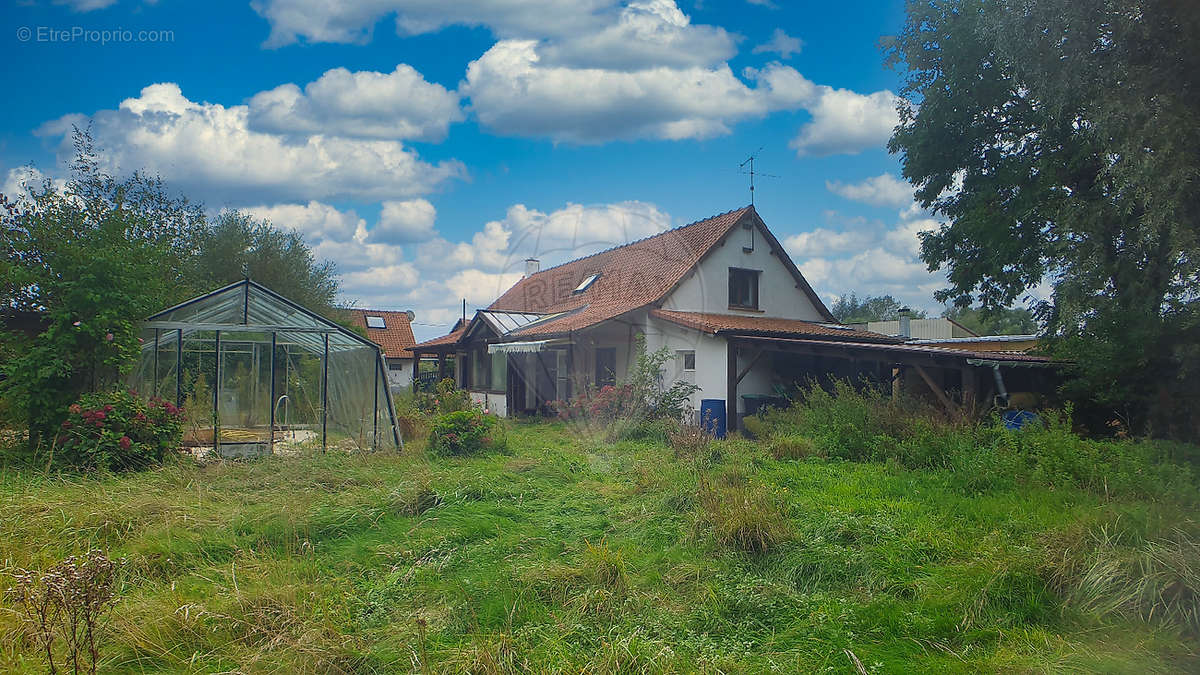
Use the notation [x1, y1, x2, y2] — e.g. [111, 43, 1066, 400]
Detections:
[552, 334, 699, 443]
[667, 420, 712, 460]
[53, 389, 183, 471]
[767, 435, 820, 460]
[429, 410, 505, 456]
[698, 479, 791, 554]
[416, 378, 472, 416]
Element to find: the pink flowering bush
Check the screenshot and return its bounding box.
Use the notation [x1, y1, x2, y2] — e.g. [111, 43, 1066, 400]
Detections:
[429, 409, 505, 456]
[55, 389, 184, 471]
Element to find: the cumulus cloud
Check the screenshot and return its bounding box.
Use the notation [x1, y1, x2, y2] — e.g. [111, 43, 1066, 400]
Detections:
[789, 87, 900, 156]
[784, 228, 873, 257]
[36, 83, 465, 206]
[463, 40, 777, 143]
[537, 0, 737, 70]
[826, 173, 913, 209]
[247, 65, 462, 141]
[244, 200, 366, 242]
[752, 28, 802, 59]
[1, 165, 66, 199]
[444, 269, 526, 306]
[55, 0, 116, 11]
[252, 0, 610, 47]
[785, 204, 946, 313]
[375, 198, 438, 243]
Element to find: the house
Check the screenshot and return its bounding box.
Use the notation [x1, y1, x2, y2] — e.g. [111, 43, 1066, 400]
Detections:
[344, 308, 418, 391]
[412, 206, 1055, 430]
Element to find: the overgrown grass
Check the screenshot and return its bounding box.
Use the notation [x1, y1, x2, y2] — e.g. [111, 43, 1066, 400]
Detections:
[1, 408, 1197, 672]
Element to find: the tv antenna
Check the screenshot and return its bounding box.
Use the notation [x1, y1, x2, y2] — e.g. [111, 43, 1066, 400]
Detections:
[739, 148, 779, 205]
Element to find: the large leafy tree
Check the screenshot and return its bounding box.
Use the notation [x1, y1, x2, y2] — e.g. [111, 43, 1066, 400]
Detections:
[0, 131, 206, 447]
[943, 305, 1037, 336]
[189, 211, 340, 318]
[888, 0, 1200, 436]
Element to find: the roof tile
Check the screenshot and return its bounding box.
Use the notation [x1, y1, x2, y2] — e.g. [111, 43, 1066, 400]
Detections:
[345, 309, 416, 358]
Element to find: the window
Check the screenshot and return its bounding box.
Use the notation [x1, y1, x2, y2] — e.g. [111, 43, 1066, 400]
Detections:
[728, 268, 760, 309]
[680, 350, 696, 371]
[388, 361, 406, 371]
[366, 315, 386, 329]
[573, 273, 601, 293]
[595, 348, 616, 387]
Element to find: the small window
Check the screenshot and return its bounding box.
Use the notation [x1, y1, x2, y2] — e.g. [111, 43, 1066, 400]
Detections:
[574, 273, 601, 294]
[387, 361, 405, 371]
[366, 315, 386, 329]
[729, 268, 760, 310]
[680, 350, 696, 371]
[595, 348, 616, 387]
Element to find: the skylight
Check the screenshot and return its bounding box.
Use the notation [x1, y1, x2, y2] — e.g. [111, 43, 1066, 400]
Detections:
[573, 273, 600, 293]
[366, 315, 386, 329]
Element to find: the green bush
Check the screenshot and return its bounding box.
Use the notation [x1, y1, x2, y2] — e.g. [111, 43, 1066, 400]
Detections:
[54, 389, 184, 471]
[754, 380, 1199, 502]
[429, 410, 505, 456]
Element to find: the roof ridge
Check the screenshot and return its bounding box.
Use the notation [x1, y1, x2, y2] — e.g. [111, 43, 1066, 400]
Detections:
[518, 204, 753, 279]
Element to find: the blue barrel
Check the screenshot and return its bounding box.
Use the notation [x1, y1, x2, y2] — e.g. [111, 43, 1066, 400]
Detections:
[700, 399, 727, 439]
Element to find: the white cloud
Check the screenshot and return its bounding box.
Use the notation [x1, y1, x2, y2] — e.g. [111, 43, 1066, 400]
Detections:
[789, 87, 900, 157]
[784, 228, 872, 257]
[444, 269, 526, 306]
[463, 40, 774, 143]
[247, 64, 462, 141]
[537, 0, 737, 70]
[752, 28, 802, 59]
[55, 0, 117, 11]
[343, 263, 420, 289]
[243, 200, 365, 242]
[826, 173, 913, 209]
[252, 0, 610, 47]
[38, 83, 465, 206]
[1, 165, 66, 199]
[374, 198, 437, 243]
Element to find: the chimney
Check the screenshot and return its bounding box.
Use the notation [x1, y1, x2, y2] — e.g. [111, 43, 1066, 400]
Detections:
[898, 307, 912, 339]
[524, 258, 540, 277]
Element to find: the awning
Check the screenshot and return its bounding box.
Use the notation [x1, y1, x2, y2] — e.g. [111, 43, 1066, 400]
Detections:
[488, 340, 551, 354]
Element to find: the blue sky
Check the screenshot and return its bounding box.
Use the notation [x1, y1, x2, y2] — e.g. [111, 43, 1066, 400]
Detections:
[3, 0, 950, 339]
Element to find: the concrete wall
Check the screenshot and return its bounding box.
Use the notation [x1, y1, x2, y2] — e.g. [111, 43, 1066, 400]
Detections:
[642, 315, 728, 414]
[660, 220, 825, 321]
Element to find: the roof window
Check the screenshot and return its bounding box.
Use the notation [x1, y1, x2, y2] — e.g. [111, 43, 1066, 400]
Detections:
[573, 273, 601, 293]
[366, 315, 386, 329]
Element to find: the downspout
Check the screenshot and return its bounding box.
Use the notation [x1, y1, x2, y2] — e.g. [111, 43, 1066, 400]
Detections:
[991, 365, 1009, 408]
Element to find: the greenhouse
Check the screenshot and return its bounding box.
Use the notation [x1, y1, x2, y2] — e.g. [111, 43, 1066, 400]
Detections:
[130, 279, 401, 456]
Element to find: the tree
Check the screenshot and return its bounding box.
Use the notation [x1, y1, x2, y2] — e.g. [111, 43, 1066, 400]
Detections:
[943, 305, 1037, 336]
[0, 129, 206, 448]
[831, 293, 927, 324]
[190, 211, 340, 318]
[888, 0, 1200, 436]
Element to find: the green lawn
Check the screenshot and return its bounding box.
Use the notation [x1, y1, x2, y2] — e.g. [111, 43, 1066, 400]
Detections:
[1, 421, 1196, 672]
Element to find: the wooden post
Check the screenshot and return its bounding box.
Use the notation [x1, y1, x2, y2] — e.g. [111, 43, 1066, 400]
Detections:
[961, 364, 977, 415]
[437, 353, 446, 381]
[412, 351, 420, 392]
[727, 340, 738, 433]
[891, 365, 902, 399]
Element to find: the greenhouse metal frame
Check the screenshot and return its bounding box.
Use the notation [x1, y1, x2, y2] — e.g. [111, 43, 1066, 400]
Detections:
[131, 279, 402, 455]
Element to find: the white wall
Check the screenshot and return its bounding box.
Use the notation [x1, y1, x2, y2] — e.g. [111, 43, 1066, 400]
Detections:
[642, 315, 728, 415]
[661, 220, 825, 321]
[386, 358, 413, 390]
[469, 391, 507, 416]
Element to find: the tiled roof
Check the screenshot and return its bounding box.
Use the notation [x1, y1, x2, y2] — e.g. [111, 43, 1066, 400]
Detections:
[741, 336, 1056, 364]
[415, 204, 840, 347]
[344, 309, 416, 358]
[413, 326, 466, 351]
[650, 310, 902, 344]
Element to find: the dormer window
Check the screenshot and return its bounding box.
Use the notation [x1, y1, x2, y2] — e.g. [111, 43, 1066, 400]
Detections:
[573, 273, 601, 294]
[366, 315, 386, 329]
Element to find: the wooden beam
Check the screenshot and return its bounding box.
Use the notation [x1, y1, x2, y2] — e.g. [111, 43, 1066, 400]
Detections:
[736, 349, 766, 384]
[913, 364, 958, 415]
[961, 364, 977, 414]
[727, 340, 738, 433]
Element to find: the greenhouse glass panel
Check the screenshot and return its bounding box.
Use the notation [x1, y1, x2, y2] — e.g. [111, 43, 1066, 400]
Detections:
[132, 279, 401, 456]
